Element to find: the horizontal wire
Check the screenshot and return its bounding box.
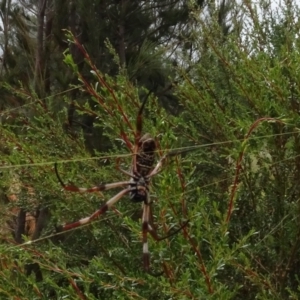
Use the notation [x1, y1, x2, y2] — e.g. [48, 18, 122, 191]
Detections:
[0, 86, 83, 117]
[2, 76, 299, 256]
[2, 150, 300, 250]
[0, 130, 299, 170]
[3, 210, 129, 251]
[0, 115, 299, 248]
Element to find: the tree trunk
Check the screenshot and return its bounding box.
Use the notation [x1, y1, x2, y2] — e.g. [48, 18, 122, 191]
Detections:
[34, 0, 48, 98]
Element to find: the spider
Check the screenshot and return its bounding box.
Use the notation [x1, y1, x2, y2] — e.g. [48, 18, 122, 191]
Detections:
[54, 93, 188, 274]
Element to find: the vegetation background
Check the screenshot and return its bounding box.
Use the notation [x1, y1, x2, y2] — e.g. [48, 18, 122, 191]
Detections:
[0, 0, 299, 299]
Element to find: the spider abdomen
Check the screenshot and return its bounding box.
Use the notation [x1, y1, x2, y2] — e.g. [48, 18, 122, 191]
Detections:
[129, 133, 156, 202]
[129, 176, 149, 203]
[136, 133, 156, 177]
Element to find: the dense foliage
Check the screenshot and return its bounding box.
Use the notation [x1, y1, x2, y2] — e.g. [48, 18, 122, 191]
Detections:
[0, 0, 300, 299]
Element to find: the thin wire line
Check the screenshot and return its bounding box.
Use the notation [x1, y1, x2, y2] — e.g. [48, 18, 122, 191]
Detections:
[0, 130, 298, 170]
[2, 151, 300, 250]
[0, 85, 83, 117]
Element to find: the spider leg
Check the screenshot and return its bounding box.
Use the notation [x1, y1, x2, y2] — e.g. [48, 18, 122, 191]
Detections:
[148, 220, 189, 241]
[147, 204, 189, 241]
[142, 203, 171, 277]
[147, 154, 168, 178]
[58, 187, 134, 231]
[141, 202, 188, 275]
[136, 90, 152, 139]
[118, 168, 139, 180]
[55, 163, 131, 192]
[142, 203, 151, 272]
[148, 147, 198, 178]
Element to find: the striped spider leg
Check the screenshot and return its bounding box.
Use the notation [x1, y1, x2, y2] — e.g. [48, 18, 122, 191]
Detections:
[55, 93, 188, 274]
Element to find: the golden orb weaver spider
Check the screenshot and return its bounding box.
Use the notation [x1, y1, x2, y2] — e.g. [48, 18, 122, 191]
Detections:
[55, 93, 189, 274]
